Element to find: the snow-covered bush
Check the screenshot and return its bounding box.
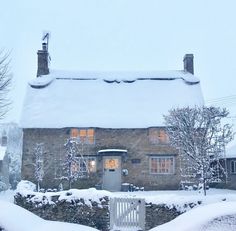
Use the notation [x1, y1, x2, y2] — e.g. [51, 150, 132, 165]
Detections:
[33, 143, 44, 191]
[16, 180, 37, 192]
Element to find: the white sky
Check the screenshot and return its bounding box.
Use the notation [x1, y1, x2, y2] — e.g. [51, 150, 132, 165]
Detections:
[1, 0, 236, 123]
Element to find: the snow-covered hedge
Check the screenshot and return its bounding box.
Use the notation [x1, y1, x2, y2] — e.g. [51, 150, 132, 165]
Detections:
[15, 181, 111, 230]
[15, 181, 236, 230]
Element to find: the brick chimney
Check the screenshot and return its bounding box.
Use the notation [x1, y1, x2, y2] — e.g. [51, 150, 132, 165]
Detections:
[37, 42, 49, 77]
[183, 54, 194, 74]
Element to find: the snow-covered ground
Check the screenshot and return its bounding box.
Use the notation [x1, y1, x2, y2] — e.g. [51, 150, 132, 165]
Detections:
[149, 202, 236, 231]
[0, 200, 99, 231]
[0, 189, 15, 202]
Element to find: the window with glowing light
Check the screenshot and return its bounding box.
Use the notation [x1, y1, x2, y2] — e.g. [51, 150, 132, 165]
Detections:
[70, 128, 95, 144]
[148, 128, 169, 144]
[104, 158, 119, 169]
[150, 156, 174, 174]
[71, 157, 97, 174]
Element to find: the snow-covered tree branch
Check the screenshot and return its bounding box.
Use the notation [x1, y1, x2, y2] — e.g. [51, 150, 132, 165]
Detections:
[164, 106, 234, 195]
[63, 138, 89, 189]
[34, 143, 44, 191]
[0, 50, 12, 119]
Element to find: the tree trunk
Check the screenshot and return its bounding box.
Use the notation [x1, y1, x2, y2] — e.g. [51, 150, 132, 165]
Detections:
[37, 182, 40, 192]
[203, 178, 206, 196]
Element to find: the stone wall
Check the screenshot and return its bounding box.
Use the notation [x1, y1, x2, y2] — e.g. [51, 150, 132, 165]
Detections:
[22, 127, 181, 190]
[15, 192, 110, 231]
[145, 203, 181, 230]
[145, 202, 201, 230]
[15, 191, 201, 230]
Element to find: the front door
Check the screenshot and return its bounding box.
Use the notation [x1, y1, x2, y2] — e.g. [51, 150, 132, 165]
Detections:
[102, 156, 121, 191]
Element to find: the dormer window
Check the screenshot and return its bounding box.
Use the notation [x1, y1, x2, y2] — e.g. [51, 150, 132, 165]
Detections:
[70, 128, 95, 144]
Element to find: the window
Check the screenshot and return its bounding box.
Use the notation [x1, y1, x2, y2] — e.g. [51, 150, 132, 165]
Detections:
[150, 156, 174, 174]
[231, 160, 236, 174]
[104, 158, 119, 170]
[149, 128, 169, 144]
[70, 128, 95, 144]
[1, 136, 7, 147]
[131, 158, 141, 164]
[1, 131, 7, 147]
[71, 128, 79, 138]
[71, 157, 96, 175]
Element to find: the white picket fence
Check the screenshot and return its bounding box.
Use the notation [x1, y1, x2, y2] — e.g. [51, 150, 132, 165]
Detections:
[110, 197, 145, 231]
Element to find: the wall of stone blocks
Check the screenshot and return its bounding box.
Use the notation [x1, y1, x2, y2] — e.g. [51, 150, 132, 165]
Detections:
[15, 191, 201, 230]
[22, 127, 181, 190]
[15, 192, 110, 231]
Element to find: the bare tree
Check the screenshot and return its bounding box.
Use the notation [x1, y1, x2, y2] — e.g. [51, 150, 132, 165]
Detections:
[164, 106, 233, 195]
[34, 143, 44, 191]
[63, 138, 90, 189]
[0, 50, 12, 118]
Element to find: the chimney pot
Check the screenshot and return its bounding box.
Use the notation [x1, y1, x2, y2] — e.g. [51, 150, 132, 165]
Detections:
[183, 54, 194, 74]
[42, 42, 47, 51]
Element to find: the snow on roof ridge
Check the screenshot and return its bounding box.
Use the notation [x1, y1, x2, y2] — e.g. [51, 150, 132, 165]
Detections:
[29, 75, 55, 88]
[28, 69, 200, 88]
[50, 69, 200, 81]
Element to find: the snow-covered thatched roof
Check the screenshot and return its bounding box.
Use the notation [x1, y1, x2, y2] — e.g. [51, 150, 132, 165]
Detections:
[20, 70, 204, 128]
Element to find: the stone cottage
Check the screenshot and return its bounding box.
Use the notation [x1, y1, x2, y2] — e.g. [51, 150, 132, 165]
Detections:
[20, 42, 204, 190]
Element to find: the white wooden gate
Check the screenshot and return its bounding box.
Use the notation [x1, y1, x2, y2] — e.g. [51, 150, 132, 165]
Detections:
[110, 197, 145, 231]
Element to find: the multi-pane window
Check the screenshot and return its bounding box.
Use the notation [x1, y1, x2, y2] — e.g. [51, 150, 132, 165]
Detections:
[70, 128, 95, 144]
[1, 136, 7, 147]
[1, 131, 7, 147]
[104, 158, 119, 170]
[149, 128, 169, 144]
[131, 158, 141, 164]
[71, 157, 96, 175]
[231, 160, 236, 174]
[150, 156, 174, 174]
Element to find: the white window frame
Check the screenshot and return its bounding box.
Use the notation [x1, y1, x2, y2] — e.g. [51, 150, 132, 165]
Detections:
[149, 156, 175, 175]
[230, 160, 236, 174]
[73, 157, 97, 174]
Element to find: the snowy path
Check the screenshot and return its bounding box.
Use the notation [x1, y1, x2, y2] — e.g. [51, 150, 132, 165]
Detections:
[0, 190, 15, 202]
